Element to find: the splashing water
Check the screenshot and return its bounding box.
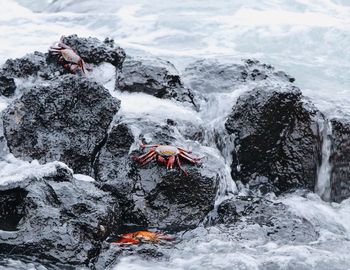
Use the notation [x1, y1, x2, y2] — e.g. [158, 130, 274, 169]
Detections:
[315, 120, 333, 201]
[1, 0, 350, 269]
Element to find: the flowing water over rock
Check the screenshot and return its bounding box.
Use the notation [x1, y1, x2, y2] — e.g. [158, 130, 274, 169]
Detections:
[1, 1, 350, 270]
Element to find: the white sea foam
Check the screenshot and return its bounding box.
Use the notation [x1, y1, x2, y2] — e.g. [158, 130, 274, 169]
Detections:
[1, 0, 350, 269]
[0, 154, 71, 187]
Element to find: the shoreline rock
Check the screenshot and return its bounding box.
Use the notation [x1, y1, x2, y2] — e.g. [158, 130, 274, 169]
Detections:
[225, 85, 322, 194]
[330, 119, 350, 202]
[0, 162, 120, 265]
[2, 75, 120, 175]
[95, 122, 219, 232]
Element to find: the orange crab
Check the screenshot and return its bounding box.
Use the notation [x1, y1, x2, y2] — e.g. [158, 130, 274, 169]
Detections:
[113, 230, 174, 245]
[132, 141, 203, 175]
[49, 36, 88, 74]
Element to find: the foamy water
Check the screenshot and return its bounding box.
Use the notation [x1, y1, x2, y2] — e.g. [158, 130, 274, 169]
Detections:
[1, 0, 350, 269]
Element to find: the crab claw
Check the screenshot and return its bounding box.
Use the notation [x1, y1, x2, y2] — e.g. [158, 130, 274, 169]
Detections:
[112, 231, 174, 246]
[112, 232, 140, 245]
[139, 140, 146, 149]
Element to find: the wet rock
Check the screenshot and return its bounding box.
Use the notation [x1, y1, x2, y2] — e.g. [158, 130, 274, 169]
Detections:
[94, 121, 219, 231]
[93, 242, 169, 269]
[116, 58, 199, 109]
[329, 119, 350, 202]
[0, 35, 126, 81]
[184, 59, 295, 94]
[225, 86, 322, 194]
[217, 196, 319, 244]
[92, 243, 123, 269]
[0, 52, 46, 78]
[0, 162, 120, 266]
[2, 75, 120, 175]
[0, 75, 16, 97]
[0, 51, 69, 80]
[62, 35, 126, 68]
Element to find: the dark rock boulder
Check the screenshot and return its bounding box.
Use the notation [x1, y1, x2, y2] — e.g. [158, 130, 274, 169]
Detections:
[0, 35, 126, 81]
[0, 51, 70, 80]
[184, 59, 295, 94]
[62, 35, 126, 68]
[1, 52, 45, 78]
[225, 86, 322, 194]
[94, 121, 219, 231]
[2, 75, 120, 175]
[217, 196, 319, 244]
[0, 52, 47, 78]
[329, 119, 350, 202]
[0, 162, 120, 266]
[93, 241, 171, 269]
[116, 58, 199, 109]
[0, 75, 16, 97]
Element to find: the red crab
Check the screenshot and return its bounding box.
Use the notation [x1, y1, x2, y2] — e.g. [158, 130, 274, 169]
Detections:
[113, 230, 174, 245]
[132, 141, 203, 175]
[49, 36, 88, 74]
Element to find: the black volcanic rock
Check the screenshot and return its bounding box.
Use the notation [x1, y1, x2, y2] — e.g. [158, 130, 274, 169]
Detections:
[0, 35, 126, 81]
[225, 85, 322, 194]
[94, 121, 219, 231]
[2, 75, 120, 175]
[0, 52, 46, 78]
[0, 51, 70, 80]
[0, 75, 16, 97]
[62, 35, 126, 68]
[216, 196, 319, 244]
[0, 162, 120, 266]
[116, 58, 199, 109]
[329, 119, 350, 202]
[184, 59, 295, 94]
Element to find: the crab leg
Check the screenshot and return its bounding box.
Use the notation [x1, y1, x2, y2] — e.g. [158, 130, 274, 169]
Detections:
[176, 156, 188, 176]
[157, 155, 167, 164]
[179, 151, 203, 162]
[167, 156, 175, 169]
[113, 233, 140, 245]
[179, 152, 200, 164]
[79, 59, 87, 74]
[57, 42, 73, 50]
[140, 152, 156, 166]
[56, 36, 74, 50]
[132, 149, 155, 162]
[49, 48, 64, 53]
[176, 146, 192, 153]
[70, 64, 80, 74]
[138, 141, 160, 149]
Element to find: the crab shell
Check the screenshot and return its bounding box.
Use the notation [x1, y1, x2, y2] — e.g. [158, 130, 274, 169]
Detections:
[60, 49, 83, 64]
[132, 142, 203, 175]
[113, 230, 174, 245]
[155, 145, 180, 156]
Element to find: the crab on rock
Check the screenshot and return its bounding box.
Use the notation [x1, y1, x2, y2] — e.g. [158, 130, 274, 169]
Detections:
[49, 36, 88, 74]
[132, 141, 203, 175]
[113, 230, 174, 245]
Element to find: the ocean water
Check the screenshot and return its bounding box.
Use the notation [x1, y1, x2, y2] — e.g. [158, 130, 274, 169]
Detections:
[1, 0, 350, 269]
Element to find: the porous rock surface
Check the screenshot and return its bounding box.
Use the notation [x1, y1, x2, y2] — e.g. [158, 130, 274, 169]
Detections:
[216, 195, 319, 244]
[329, 119, 350, 202]
[0, 35, 126, 81]
[0, 75, 16, 97]
[2, 75, 120, 175]
[62, 34, 126, 68]
[0, 162, 120, 266]
[225, 85, 322, 194]
[94, 121, 219, 232]
[116, 58, 199, 109]
[183, 59, 295, 93]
